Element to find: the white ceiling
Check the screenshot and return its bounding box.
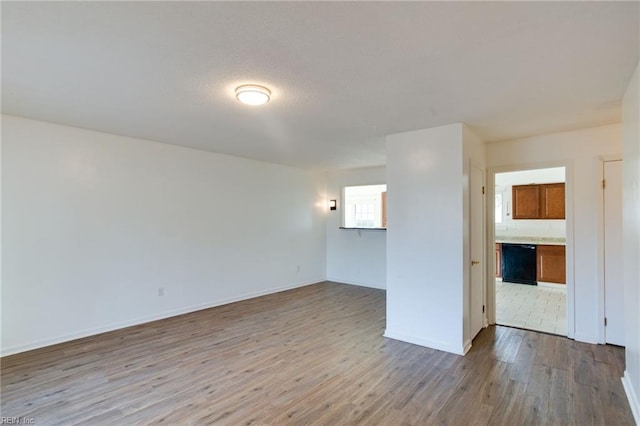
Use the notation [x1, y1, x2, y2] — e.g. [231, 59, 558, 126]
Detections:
[2, 2, 638, 171]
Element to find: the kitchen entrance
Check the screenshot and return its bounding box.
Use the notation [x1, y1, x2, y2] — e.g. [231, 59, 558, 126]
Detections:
[494, 167, 567, 336]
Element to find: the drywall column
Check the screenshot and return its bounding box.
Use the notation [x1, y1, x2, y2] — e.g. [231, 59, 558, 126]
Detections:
[385, 123, 466, 355]
[622, 62, 640, 422]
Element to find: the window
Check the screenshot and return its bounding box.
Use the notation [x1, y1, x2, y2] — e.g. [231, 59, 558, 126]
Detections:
[495, 193, 503, 224]
[343, 184, 387, 228]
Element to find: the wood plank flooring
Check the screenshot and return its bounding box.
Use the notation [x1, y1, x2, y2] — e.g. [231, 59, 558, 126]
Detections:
[1, 281, 633, 425]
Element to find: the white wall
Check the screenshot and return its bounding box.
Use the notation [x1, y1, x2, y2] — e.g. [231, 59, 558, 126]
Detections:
[385, 123, 485, 355]
[495, 167, 566, 187]
[622, 62, 640, 423]
[326, 167, 386, 289]
[495, 167, 566, 239]
[1, 115, 327, 356]
[487, 123, 623, 344]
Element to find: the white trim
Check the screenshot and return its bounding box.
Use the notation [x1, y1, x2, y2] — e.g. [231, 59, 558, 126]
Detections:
[622, 370, 640, 424]
[537, 281, 566, 289]
[597, 160, 606, 343]
[0, 279, 321, 357]
[463, 339, 472, 355]
[599, 159, 625, 344]
[573, 333, 599, 344]
[383, 329, 467, 356]
[486, 171, 497, 325]
[487, 161, 574, 339]
[599, 154, 624, 162]
[326, 277, 385, 290]
[565, 161, 576, 339]
[469, 159, 486, 346]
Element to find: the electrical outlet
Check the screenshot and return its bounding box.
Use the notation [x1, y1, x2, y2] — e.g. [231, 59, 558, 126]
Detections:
[296, 265, 300, 273]
[158, 287, 164, 296]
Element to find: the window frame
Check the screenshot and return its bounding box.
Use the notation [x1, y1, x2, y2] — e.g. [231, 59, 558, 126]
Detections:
[341, 183, 387, 230]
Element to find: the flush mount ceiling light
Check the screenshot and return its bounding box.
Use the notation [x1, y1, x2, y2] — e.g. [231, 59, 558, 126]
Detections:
[235, 84, 271, 106]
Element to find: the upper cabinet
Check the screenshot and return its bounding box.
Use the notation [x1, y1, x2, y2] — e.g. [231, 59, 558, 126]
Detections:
[512, 183, 565, 219]
[539, 183, 565, 219]
[512, 185, 540, 219]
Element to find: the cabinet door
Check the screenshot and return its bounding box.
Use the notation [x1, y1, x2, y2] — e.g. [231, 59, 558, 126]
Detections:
[512, 185, 540, 219]
[495, 243, 501, 278]
[536, 245, 566, 284]
[540, 183, 565, 219]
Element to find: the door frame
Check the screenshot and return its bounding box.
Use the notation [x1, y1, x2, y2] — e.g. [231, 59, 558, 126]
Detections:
[598, 156, 623, 344]
[486, 161, 574, 339]
[470, 160, 486, 339]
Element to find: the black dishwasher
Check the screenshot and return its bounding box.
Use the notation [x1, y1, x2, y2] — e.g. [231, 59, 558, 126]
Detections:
[501, 244, 537, 285]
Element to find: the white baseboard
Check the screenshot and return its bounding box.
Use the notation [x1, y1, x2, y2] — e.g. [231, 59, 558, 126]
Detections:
[573, 332, 599, 344]
[538, 281, 566, 289]
[1, 279, 321, 357]
[326, 277, 386, 290]
[463, 339, 472, 355]
[622, 370, 640, 424]
[383, 329, 466, 356]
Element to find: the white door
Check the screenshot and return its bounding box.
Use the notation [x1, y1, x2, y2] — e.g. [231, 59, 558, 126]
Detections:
[604, 160, 624, 346]
[470, 163, 485, 339]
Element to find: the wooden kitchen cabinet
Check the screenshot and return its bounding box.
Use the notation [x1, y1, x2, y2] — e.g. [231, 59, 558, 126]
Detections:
[536, 245, 566, 284]
[540, 183, 565, 219]
[512, 183, 565, 219]
[512, 185, 540, 219]
[495, 243, 502, 278]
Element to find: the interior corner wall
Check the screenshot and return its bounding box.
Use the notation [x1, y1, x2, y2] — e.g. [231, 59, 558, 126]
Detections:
[622, 62, 640, 423]
[326, 167, 386, 289]
[1, 114, 328, 356]
[487, 123, 623, 344]
[385, 123, 466, 355]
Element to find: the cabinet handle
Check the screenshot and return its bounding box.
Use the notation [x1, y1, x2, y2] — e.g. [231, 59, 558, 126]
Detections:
[471, 260, 480, 266]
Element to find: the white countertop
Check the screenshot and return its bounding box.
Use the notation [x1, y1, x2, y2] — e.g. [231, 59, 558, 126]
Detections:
[495, 236, 566, 246]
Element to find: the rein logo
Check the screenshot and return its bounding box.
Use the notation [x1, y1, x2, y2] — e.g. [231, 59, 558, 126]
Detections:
[0, 417, 35, 425]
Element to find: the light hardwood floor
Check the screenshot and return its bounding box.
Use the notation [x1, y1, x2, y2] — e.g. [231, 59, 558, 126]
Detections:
[1, 282, 633, 425]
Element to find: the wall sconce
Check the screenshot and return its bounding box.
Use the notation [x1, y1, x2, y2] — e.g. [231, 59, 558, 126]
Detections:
[329, 199, 337, 211]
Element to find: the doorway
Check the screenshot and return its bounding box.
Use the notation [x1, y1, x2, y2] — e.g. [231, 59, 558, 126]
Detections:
[493, 167, 567, 336]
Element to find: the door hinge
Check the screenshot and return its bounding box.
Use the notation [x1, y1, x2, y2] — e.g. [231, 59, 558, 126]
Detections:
[482, 186, 485, 195]
[605, 317, 608, 327]
[603, 179, 606, 189]
[482, 305, 485, 313]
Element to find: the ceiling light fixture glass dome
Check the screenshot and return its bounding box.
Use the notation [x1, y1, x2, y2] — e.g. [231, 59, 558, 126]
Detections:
[235, 84, 271, 106]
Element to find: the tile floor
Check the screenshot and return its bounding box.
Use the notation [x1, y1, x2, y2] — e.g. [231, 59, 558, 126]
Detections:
[495, 279, 567, 336]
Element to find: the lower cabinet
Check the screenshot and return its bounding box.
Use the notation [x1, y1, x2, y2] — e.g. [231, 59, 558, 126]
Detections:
[536, 245, 566, 284]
